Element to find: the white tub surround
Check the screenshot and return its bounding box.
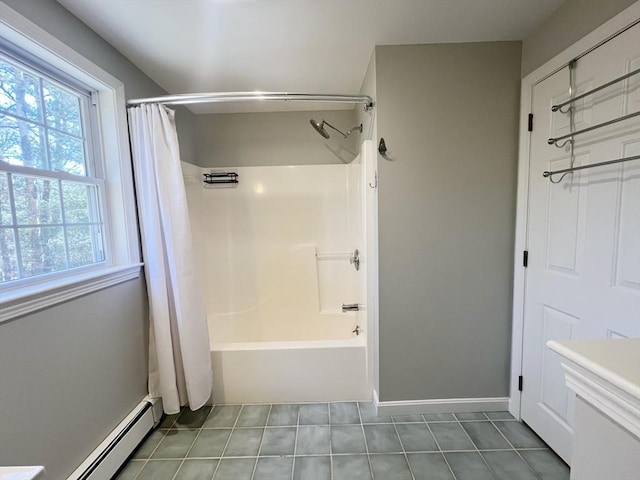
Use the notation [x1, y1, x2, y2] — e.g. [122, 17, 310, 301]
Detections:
[184, 163, 362, 342]
[548, 339, 640, 478]
[184, 153, 369, 404]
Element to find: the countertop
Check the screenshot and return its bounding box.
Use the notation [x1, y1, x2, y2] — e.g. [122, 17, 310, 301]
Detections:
[548, 338, 640, 437]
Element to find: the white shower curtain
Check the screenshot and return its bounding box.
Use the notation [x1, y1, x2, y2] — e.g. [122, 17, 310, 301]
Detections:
[128, 104, 212, 414]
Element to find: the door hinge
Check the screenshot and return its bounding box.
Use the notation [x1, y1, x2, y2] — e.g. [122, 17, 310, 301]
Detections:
[523, 250, 528, 268]
[527, 113, 533, 132]
[90, 91, 98, 106]
[518, 375, 523, 392]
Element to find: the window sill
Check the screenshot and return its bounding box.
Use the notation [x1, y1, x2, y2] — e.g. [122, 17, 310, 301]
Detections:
[0, 263, 143, 324]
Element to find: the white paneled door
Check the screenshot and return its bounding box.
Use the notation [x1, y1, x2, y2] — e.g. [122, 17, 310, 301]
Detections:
[521, 23, 640, 463]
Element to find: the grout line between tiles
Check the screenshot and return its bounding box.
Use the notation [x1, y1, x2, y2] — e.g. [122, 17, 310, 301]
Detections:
[423, 415, 458, 480]
[163, 413, 179, 429]
[328, 403, 334, 480]
[129, 453, 148, 479]
[196, 419, 481, 429]
[170, 413, 204, 480]
[290, 404, 301, 480]
[124, 404, 552, 480]
[356, 402, 375, 480]
[456, 412, 504, 478]
[390, 416, 416, 480]
[210, 404, 243, 480]
[485, 417, 544, 480]
[147, 447, 533, 461]
[511, 447, 550, 451]
[249, 404, 272, 480]
[130, 421, 171, 480]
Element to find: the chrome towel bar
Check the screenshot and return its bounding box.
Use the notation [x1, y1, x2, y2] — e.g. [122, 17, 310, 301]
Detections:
[552, 68, 640, 112]
[547, 111, 640, 146]
[543, 154, 640, 182]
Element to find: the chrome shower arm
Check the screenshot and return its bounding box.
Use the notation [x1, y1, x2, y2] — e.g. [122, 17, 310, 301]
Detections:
[323, 121, 363, 139]
[321, 120, 349, 138]
[310, 119, 363, 139]
[346, 124, 363, 137]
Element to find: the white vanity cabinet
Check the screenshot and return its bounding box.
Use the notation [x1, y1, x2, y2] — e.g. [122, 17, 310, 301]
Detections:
[548, 339, 640, 480]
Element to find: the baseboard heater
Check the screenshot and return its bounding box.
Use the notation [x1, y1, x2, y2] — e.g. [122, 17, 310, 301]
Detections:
[67, 397, 162, 480]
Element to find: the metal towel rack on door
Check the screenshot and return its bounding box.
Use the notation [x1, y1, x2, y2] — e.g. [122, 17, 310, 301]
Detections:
[544, 65, 640, 182]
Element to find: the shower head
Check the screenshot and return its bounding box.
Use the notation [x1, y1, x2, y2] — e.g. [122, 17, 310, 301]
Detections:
[309, 119, 362, 139]
[310, 119, 330, 139]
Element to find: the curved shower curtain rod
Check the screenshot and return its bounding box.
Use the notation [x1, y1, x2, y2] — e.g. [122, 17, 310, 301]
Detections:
[127, 91, 375, 111]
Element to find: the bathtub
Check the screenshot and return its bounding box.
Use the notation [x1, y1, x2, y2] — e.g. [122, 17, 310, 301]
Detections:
[183, 161, 371, 404]
[207, 268, 370, 404]
[210, 335, 368, 404]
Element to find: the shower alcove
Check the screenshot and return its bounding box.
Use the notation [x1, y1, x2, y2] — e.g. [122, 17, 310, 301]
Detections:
[182, 139, 375, 404]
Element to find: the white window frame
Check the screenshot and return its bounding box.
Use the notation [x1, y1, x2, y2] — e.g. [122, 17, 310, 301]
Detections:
[0, 3, 142, 323]
[0, 50, 110, 285]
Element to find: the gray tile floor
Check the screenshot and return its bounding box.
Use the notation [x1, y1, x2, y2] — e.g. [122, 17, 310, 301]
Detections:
[114, 402, 569, 480]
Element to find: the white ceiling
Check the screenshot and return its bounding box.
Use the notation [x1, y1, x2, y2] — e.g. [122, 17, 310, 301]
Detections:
[57, 0, 566, 114]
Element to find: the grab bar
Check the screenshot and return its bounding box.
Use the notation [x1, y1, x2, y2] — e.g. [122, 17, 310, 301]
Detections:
[316, 249, 360, 271]
[316, 252, 351, 260]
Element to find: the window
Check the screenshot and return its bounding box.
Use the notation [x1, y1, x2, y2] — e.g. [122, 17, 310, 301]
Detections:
[0, 52, 107, 285]
[0, 4, 141, 322]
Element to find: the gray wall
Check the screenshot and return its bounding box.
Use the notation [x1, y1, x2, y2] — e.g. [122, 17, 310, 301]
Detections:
[375, 42, 521, 402]
[0, 0, 181, 477]
[194, 110, 359, 167]
[522, 0, 636, 76]
[0, 280, 148, 478]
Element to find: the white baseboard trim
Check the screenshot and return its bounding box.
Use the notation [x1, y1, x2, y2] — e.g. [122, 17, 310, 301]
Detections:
[373, 389, 380, 409]
[67, 397, 161, 480]
[374, 395, 509, 416]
